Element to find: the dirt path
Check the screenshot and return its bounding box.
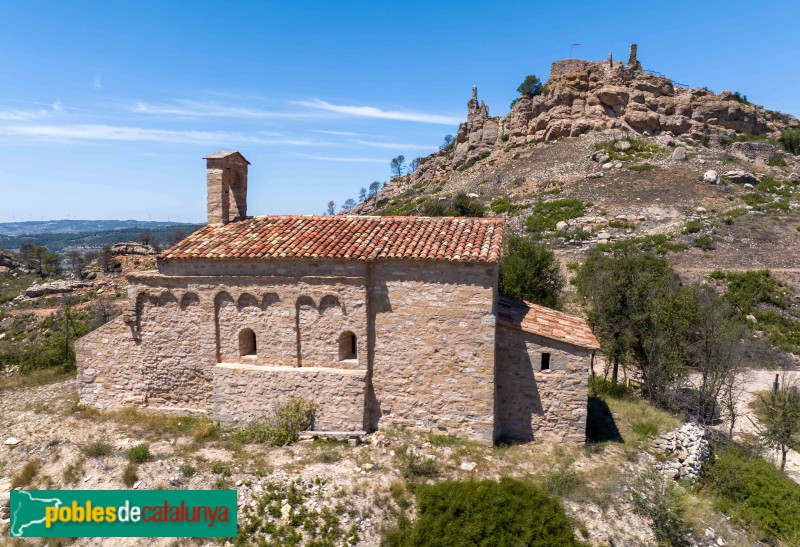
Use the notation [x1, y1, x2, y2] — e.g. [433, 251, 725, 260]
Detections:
[724, 368, 800, 483]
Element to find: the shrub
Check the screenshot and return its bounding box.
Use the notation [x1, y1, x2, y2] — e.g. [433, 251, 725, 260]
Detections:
[11, 459, 41, 489]
[693, 235, 715, 251]
[632, 468, 691, 546]
[589, 376, 633, 398]
[627, 163, 658, 172]
[421, 200, 447, 216]
[122, 463, 138, 488]
[730, 91, 749, 104]
[499, 236, 564, 309]
[779, 129, 800, 155]
[479, 151, 491, 160]
[83, 440, 113, 458]
[767, 157, 787, 167]
[525, 198, 587, 232]
[233, 398, 316, 446]
[422, 193, 485, 218]
[682, 220, 701, 234]
[126, 443, 150, 464]
[501, 134, 510, 142]
[703, 442, 800, 541]
[449, 192, 485, 217]
[740, 193, 770, 207]
[398, 447, 440, 481]
[757, 176, 792, 197]
[512, 153, 521, 159]
[490, 198, 524, 215]
[382, 478, 583, 546]
[595, 138, 665, 161]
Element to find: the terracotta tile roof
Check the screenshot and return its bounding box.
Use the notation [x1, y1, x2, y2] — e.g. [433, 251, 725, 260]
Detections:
[497, 295, 600, 350]
[160, 215, 505, 264]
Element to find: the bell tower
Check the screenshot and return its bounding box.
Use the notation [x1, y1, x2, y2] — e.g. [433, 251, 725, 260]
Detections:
[204, 151, 250, 224]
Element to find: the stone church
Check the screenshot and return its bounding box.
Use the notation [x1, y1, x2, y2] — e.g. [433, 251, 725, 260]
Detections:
[76, 152, 598, 443]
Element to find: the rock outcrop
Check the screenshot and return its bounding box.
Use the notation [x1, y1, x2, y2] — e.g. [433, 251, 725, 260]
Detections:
[412, 44, 799, 183]
[0, 251, 20, 270]
[110, 242, 157, 256]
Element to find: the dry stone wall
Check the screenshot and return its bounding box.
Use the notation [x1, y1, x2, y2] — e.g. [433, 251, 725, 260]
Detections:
[495, 325, 590, 443]
[369, 260, 498, 442]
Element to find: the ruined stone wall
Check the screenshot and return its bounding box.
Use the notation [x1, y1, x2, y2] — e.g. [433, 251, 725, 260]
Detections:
[212, 363, 366, 431]
[369, 260, 498, 442]
[495, 325, 590, 444]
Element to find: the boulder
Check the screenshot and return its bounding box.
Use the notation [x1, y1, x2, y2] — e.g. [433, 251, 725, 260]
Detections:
[722, 170, 760, 185]
[614, 140, 632, 151]
[672, 146, 687, 161]
[789, 172, 800, 184]
[556, 221, 569, 231]
[702, 170, 719, 184]
[595, 86, 629, 107]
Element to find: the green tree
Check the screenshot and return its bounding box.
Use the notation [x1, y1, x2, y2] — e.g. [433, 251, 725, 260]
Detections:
[368, 181, 381, 199]
[756, 374, 800, 472]
[390, 155, 406, 178]
[499, 236, 564, 309]
[574, 249, 679, 386]
[517, 74, 543, 97]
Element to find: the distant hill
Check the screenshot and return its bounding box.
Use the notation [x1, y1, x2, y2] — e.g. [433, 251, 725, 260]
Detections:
[0, 219, 196, 236]
[0, 221, 202, 253]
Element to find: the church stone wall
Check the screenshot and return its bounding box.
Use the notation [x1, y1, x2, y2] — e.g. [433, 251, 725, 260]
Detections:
[368, 260, 498, 442]
[212, 364, 366, 431]
[78, 260, 370, 420]
[495, 324, 590, 444]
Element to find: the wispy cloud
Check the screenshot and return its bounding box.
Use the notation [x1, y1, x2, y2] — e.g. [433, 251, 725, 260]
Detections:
[0, 124, 335, 146]
[92, 77, 103, 89]
[295, 153, 386, 164]
[0, 106, 58, 121]
[355, 139, 434, 151]
[132, 100, 321, 120]
[295, 99, 461, 125]
[313, 129, 371, 137]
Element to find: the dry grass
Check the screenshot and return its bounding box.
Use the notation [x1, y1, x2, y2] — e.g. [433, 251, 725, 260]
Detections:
[0, 368, 74, 392]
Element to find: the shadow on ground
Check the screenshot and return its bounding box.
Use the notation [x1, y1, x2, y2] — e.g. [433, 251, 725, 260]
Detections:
[586, 396, 624, 444]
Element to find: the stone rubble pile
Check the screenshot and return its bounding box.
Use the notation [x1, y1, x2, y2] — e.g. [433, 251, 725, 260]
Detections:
[0, 479, 10, 524]
[652, 423, 711, 481]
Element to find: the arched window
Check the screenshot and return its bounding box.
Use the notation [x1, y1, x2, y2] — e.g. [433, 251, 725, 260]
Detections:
[339, 331, 357, 360]
[239, 328, 257, 357]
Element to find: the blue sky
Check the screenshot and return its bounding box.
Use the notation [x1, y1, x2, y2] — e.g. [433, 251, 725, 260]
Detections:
[0, 1, 798, 223]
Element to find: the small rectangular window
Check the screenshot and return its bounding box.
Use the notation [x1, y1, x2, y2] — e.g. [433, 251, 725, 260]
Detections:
[541, 352, 551, 371]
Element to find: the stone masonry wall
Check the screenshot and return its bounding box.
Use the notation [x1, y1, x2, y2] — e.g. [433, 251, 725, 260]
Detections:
[369, 260, 498, 442]
[78, 259, 370, 416]
[76, 317, 147, 407]
[495, 325, 590, 443]
[212, 363, 366, 431]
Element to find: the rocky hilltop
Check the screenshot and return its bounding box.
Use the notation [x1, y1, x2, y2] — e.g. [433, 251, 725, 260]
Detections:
[408, 44, 798, 182]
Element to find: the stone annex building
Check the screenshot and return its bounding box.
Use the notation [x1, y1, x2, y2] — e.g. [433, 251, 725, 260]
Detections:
[76, 152, 599, 443]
